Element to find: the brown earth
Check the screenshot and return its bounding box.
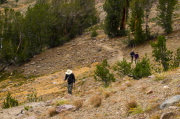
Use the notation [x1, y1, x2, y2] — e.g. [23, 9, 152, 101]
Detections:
[0, 0, 180, 119]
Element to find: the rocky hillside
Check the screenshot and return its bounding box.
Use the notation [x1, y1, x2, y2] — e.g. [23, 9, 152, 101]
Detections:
[0, 0, 180, 119]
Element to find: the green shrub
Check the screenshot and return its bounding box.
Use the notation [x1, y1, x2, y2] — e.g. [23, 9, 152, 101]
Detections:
[114, 58, 132, 77]
[172, 47, 180, 68]
[91, 30, 98, 37]
[132, 56, 151, 79]
[24, 105, 33, 111]
[27, 91, 42, 102]
[3, 92, 19, 109]
[129, 105, 144, 115]
[94, 59, 115, 87]
[151, 36, 173, 71]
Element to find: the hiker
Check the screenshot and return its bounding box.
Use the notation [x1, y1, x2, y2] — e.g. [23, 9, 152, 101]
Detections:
[134, 52, 139, 64]
[64, 69, 76, 94]
[130, 50, 135, 63]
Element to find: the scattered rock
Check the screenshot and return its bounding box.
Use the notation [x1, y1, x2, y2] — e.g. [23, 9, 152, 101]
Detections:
[160, 95, 180, 109]
[147, 90, 154, 94]
[56, 105, 74, 113]
[160, 112, 174, 119]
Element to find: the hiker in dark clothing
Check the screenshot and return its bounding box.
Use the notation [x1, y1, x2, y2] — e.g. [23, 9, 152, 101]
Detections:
[64, 69, 76, 94]
[134, 52, 139, 64]
[130, 50, 135, 63]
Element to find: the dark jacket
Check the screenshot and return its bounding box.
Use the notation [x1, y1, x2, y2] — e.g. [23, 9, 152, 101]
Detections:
[130, 52, 135, 56]
[64, 73, 76, 84]
[134, 54, 139, 59]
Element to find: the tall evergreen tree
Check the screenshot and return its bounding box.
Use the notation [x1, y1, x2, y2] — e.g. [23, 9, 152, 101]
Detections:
[157, 0, 178, 34]
[129, 0, 145, 44]
[103, 0, 130, 37]
[151, 36, 173, 71]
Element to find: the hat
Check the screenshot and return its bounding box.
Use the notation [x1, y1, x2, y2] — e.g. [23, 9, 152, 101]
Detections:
[65, 69, 72, 75]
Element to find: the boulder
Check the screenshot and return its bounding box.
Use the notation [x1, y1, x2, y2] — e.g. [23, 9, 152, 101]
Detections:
[56, 105, 74, 113]
[160, 95, 180, 109]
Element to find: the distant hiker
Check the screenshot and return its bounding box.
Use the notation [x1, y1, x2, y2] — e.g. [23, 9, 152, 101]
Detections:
[130, 50, 135, 63]
[64, 69, 76, 94]
[134, 52, 139, 64]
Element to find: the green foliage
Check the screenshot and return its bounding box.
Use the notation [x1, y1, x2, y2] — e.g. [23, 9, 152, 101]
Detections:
[129, 105, 144, 115]
[172, 48, 180, 68]
[157, 0, 178, 34]
[0, 0, 98, 65]
[55, 100, 69, 106]
[91, 30, 98, 37]
[0, 0, 7, 4]
[114, 58, 132, 77]
[151, 36, 173, 71]
[103, 0, 129, 37]
[3, 92, 19, 109]
[129, 0, 145, 44]
[132, 56, 151, 79]
[94, 59, 115, 87]
[27, 91, 42, 102]
[24, 105, 33, 111]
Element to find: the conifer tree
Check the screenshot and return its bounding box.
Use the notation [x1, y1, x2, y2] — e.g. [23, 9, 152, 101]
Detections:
[103, 0, 130, 37]
[157, 0, 178, 34]
[129, 0, 145, 44]
[151, 36, 173, 71]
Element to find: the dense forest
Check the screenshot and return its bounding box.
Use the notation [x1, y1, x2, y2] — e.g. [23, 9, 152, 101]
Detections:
[0, 0, 178, 66]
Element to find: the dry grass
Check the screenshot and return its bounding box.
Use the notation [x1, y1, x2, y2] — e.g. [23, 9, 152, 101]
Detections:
[89, 94, 102, 107]
[149, 114, 160, 119]
[72, 99, 84, 110]
[48, 108, 58, 117]
[125, 81, 132, 87]
[125, 100, 138, 113]
[140, 85, 148, 92]
[154, 73, 166, 81]
[103, 91, 111, 98]
[53, 100, 69, 106]
[120, 86, 127, 91]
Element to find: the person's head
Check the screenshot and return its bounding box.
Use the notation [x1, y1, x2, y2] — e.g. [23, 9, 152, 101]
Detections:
[65, 69, 72, 75]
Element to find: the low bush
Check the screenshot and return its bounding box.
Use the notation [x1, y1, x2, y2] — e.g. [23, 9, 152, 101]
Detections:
[132, 56, 151, 79]
[2, 92, 19, 109]
[72, 99, 83, 110]
[126, 100, 138, 112]
[89, 95, 102, 107]
[114, 58, 132, 77]
[91, 30, 98, 37]
[48, 108, 58, 117]
[24, 105, 33, 111]
[94, 59, 115, 87]
[27, 91, 42, 102]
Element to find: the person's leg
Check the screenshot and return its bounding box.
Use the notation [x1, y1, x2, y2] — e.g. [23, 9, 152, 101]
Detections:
[68, 83, 73, 94]
[131, 56, 133, 63]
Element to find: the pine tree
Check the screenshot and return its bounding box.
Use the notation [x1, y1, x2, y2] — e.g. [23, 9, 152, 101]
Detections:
[103, 0, 130, 37]
[129, 0, 145, 44]
[151, 36, 173, 71]
[157, 0, 178, 34]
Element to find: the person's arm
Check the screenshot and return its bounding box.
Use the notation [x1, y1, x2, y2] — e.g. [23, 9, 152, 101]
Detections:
[72, 73, 76, 83]
[64, 74, 68, 81]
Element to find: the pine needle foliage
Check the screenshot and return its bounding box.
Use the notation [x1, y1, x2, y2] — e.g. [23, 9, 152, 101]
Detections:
[157, 0, 178, 34]
[94, 59, 115, 87]
[151, 36, 173, 71]
[132, 56, 151, 79]
[114, 58, 132, 77]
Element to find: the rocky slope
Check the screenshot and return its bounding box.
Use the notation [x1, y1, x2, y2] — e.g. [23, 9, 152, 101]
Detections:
[0, 0, 180, 119]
